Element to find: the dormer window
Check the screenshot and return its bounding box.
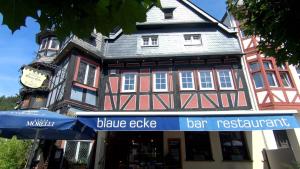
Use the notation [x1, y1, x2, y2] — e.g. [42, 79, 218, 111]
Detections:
[39, 37, 60, 51]
[163, 8, 175, 19]
[142, 36, 158, 47]
[184, 34, 202, 46]
[49, 38, 60, 50]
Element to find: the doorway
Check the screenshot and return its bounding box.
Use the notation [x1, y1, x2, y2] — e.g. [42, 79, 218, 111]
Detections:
[105, 132, 164, 169]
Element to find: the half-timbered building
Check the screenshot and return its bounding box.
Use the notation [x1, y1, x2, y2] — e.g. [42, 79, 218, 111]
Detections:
[18, 0, 300, 169]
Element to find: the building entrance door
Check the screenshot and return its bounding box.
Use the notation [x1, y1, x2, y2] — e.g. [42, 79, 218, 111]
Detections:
[105, 132, 164, 169]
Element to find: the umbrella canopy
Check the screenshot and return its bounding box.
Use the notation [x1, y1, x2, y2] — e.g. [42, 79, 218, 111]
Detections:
[0, 110, 95, 140]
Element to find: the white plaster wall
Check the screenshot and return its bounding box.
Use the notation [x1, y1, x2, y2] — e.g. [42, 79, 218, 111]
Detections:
[163, 131, 267, 169]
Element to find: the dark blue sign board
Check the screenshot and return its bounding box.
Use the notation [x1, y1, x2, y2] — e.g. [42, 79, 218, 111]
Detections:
[78, 114, 300, 131]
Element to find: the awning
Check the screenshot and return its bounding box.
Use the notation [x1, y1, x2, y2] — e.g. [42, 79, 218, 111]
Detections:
[77, 112, 300, 131]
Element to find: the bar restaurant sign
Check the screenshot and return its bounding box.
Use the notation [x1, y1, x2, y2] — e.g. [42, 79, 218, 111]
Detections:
[78, 114, 300, 131]
[21, 66, 47, 89]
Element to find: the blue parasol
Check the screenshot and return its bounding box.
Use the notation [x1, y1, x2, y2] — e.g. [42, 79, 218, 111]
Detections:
[0, 109, 96, 169]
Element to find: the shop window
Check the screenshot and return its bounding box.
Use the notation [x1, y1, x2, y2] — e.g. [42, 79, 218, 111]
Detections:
[70, 86, 97, 106]
[153, 72, 168, 92]
[280, 72, 292, 87]
[142, 36, 158, 46]
[185, 132, 213, 161]
[219, 132, 250, 161]
[184, 34, 202, 45]
[198, 70, 214, 90]
[77, 61, 97, 87]
[64, 141, 92, 164]
[266, 72, 278, 87]
[179, 71, 195, 90]
[217, 69, 234, 90]
[273, 130, 291, 149]
[121, 73, 137, 92]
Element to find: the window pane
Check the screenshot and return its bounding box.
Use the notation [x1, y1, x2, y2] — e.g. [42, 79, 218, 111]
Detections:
[77, 62, 87, 84]
[249, 62, 260, 71]
[65, 141, 78, 162]
[218, 70, 233, 89]
[71, 86, 83, 101]
[253, 72, 264, 88]
[280, 72, 291, 87]
[185, 132, 213, 161]
[87, 65, 96, 87]
[273, 130, 291, 149]
[155, 72, 167, 91]
[267, 72, 277, 87]
[143, 37, 149, 46]
[151, 37, 158, 46]
[78, 142, 91, 164]
[85, 90, 97, 105]
[263, 61, 272, 69]
[181, 71, 194, 89]
[50, 39, 59, 49]
[219, 132, 249, 161]
[199, 71, 213, 89]
[123, 73, 135, 91]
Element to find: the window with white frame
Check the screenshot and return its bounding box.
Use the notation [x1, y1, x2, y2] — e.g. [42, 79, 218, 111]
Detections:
[217, 69, 234, 90]
[263, 61, 273, 69]
[142, 36, 158, 46]
[64, 141, 93, 164]
[40, 38, 48, 50]
[280, 72, 291, 87]
[184, 34, 202, 45]
[153, 72, 168, 92]
[179, 71, 195, 90]
[49, 37, 60, 50]
[266, 72, 278, 87]
[122, 73, 136, 92]
[77, 61, 97, 87]
[198, 70, 214, 90]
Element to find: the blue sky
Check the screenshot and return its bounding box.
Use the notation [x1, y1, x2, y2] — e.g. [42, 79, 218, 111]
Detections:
[0, 0, 226, 96]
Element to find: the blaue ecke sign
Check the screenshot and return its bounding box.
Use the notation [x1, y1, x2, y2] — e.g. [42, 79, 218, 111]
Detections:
[78, 115, 300, 131]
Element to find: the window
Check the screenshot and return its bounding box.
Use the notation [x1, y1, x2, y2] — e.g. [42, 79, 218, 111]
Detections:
[184, 34, 202, 45]
[185, 132, 213, 161]
[217, 70, 234, 90]
[266, 72, 278, 87]
[142, 36, 158, 46]
[252, 72, 264, 88]
[153, 72, 168, 92]
[198, 70, 214, 90]
[40, 38, 47, 50]
[163, 8, 174, 19]
[296, 68, 300, 79]
[77, 61, 97, 87]
[273, 130, 291, 149]
[219, 132, 250, 161]
[263, 61, 273, 69]
[249, 62, 260, 71]
[280, 72, 292, 87]
[49, 38, 60, 50]
[179, 71, 195, 90]
[122, 73, 136, 92]
[64, 141, 92, 164]
[70, 86, 97, 106]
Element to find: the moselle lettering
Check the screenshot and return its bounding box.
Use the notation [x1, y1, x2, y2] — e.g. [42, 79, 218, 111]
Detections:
[26, 119, 55, 127]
